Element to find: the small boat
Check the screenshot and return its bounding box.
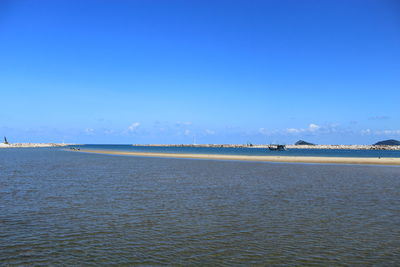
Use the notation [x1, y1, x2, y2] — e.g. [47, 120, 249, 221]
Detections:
[268, 144, 286, 151]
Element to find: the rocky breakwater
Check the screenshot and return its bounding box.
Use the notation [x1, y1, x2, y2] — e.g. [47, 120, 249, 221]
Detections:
[287, 144, 400, 150]
[133, 144, 400, 150]
[0, 143, 70, 148]
[133, 144, 255, 148]
[288, 139, 400, 150]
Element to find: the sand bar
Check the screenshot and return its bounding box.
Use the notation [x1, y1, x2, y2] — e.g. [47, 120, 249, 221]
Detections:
[76, 149, 400, 166]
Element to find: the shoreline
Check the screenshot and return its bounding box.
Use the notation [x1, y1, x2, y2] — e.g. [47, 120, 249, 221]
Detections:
[75, 149, 400, 166]
[132, 144, 400, 151]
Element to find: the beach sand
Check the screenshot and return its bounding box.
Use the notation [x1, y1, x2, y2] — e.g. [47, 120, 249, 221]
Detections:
[76, 149, 400, 166]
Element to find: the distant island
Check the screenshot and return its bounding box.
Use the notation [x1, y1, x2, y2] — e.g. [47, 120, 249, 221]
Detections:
[373, 139, 400, 146]
[295, 140, 315, 146]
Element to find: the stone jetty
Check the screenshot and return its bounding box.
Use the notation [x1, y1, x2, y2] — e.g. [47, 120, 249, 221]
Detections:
[132, 144, 400, 150]
[0, 143, 69, 148]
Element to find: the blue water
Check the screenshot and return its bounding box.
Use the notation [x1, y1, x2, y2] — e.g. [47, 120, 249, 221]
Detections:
[71, 144, 400, 158]
[1, 148, 399, 265]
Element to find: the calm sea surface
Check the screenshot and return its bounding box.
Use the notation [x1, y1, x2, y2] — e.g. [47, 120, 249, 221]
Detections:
[76, 144, 400, 158]
[1, 148, 399, 265]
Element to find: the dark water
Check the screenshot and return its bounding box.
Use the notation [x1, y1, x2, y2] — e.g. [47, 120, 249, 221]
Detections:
[1, 148, 400, 265]
[75, 144, 400, 158]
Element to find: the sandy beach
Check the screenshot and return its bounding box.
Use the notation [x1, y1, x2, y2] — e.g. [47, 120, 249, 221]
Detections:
[76, 149, 400, 166]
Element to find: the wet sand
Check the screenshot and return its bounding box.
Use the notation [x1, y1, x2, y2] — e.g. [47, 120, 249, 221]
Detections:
[76, 149, 400, 165]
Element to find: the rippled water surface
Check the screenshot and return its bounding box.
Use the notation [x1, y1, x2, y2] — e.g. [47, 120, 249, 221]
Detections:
[1, 148, 400, 265]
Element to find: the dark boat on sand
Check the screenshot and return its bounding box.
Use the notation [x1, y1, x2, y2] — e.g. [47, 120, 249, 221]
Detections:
[268, 144, 286, 151]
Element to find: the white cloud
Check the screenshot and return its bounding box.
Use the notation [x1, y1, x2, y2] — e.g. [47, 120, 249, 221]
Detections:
[128, 122, 140, 132]
[184, 129, 191, 136]
[286, 128, 303, 134]
[258, 128, 279, 135]
[360, 129, 400, 135]
[369, 116, 390, 121]
[84, 128, 94, 135]
[375, 129, 400, 135]
[308, 123, 320, 132]
[205, 129, 215, 135]
[104, 129, 115, 135]
[285, 123, 322, 134]
[175, 121, 192, 127]
[360, 129, 371, 135]
[259, 128, 269, 135]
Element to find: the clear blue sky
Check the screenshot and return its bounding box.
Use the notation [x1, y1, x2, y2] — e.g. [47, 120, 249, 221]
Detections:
[1, 0, 399, 144]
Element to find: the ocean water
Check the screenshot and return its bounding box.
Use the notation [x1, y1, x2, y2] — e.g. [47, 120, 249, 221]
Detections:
[74, 144, 400, 158]
[1, 148, 400, 265]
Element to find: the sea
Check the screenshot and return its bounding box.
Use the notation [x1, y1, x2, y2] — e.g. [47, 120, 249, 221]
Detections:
[1, 146, 399, 265]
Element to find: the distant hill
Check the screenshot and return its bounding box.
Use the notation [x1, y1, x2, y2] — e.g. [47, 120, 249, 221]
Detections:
[295, 140, 315, 146]
[373, 139, 400, 146]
